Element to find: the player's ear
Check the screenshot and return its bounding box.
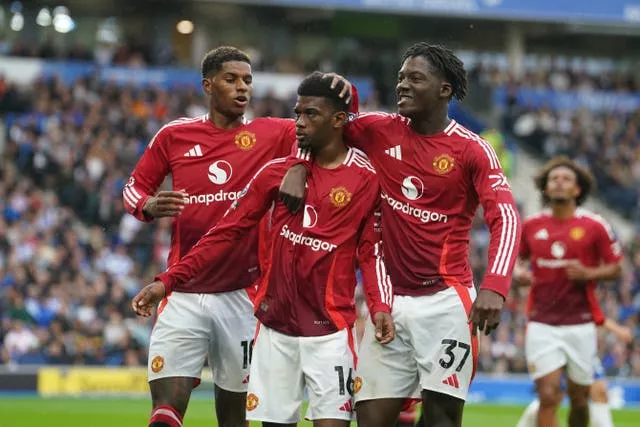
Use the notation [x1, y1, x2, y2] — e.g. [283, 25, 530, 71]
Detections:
[332, 111, 347, 129]
[440, 81, 453, 99]
[202, 77, 212, 96]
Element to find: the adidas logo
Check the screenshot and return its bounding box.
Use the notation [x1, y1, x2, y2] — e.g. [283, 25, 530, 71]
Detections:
[184, 145, 203, 157]
[242, 375, 250, 384]
[442, 373, 459, 389]
[384, 145, 402, 161]
[534, 228, 549, 240]
[339, 400, 353, 412]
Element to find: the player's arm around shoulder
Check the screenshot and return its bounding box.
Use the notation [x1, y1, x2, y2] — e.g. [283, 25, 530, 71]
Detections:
[355, 175, 395, 344]
[131, 158, 288, 317]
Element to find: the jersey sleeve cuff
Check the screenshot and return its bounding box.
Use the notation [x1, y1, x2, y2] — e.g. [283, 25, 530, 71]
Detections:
[368, 302, 391, 315]
[479, 274, 511, 299]
[137, 195, 154, 223]
[155, 272, 174, 293]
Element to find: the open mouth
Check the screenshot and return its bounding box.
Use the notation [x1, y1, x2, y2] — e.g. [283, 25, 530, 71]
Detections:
[234, 96, 248, 106]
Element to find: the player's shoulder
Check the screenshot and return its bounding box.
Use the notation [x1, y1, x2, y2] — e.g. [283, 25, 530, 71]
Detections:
[575, 208, 616, 238]
[446, 121, 501, 166]
[523, 209, 553, 226]
[247, 116, 293, 130]
[150, 115, 208, 145]
[247, 157, 291, 184]
[351, 111, 409, 128]
[344, 146, 377, 177]
[162, 115, 209, 132]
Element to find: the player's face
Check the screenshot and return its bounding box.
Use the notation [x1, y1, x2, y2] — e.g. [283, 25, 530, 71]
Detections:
[396, 56, 452, 119]
[294, 96, 344, 152]
[545, 166, 581, 203]
[202, 61, 253, 117]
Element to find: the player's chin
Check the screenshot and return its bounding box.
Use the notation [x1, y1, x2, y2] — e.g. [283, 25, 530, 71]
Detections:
[297, 138, 311, 150]
[225, 104, 248, 117]
[396, 104, 417, 118]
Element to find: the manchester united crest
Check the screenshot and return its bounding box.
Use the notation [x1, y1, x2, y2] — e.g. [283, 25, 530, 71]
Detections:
[353, 376, 363, 394]
[330, 187, 352, 208]
[570, 227, 585, 241]
[246, 393, 259, 411]
[235, 131, 256, 151]
[432, 154, 455, 175]
[151, 355, 165, 373]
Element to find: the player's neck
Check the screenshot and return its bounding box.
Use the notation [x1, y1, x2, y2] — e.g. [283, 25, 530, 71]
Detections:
[314, 138, 348, 169]
[551, 202, 576, 220]
[208, 110, 244, 130]
[410, 111, 451, 135]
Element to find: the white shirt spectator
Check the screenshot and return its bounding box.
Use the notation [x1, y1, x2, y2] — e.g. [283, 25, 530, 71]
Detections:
[4, 323, 39, 358]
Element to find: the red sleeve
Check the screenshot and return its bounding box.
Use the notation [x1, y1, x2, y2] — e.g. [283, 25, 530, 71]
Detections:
[356, 180, 393, 316]
[593, 220, 623, 264]
[466, 141, 522, 299]
[122, 126, 171, 222]
[155, 160, 283, 292]
[344, 112, 395, 149]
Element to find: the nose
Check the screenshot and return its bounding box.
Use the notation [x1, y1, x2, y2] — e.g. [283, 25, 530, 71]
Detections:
[396, 77, 409, 92]
[237, 79, 249, 93]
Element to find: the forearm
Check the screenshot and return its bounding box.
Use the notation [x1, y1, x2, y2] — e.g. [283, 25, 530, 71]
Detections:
[587, 262, 622, 281]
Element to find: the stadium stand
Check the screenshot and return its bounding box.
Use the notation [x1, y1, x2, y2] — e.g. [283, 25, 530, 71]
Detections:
[1, 63, 638, 377]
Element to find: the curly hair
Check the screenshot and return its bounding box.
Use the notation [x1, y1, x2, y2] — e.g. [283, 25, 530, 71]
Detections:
[402, 42, 468, 101]
[534, 156, 595, 206]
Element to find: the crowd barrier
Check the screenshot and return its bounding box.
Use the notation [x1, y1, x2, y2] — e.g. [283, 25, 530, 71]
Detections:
[1, 366, 638, 407]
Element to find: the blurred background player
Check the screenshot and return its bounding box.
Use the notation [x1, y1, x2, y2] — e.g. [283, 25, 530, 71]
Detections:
[281, 42, 522, 427]
[123, 47, 351, 427]
[515, 316, 633, 427]
[514, 156, 624, 427]
[132, 71, 394, 426]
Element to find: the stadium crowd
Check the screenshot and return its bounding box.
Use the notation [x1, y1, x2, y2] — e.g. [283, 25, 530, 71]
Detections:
[470, 63, 640, 218]
[0, 60, 639, 378]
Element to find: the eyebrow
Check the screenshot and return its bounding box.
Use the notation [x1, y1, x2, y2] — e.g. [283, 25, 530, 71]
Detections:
[293, 106, 321, 114]
[222, 72, 252, 78]
[398, 70, 426, 77]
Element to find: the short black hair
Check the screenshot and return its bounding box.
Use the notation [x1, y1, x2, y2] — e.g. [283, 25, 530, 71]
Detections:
[534, 155, 595, 206]
[402, 42, 468, 102]
[201, 46, 251, 78]
[297, 71, 348, 113]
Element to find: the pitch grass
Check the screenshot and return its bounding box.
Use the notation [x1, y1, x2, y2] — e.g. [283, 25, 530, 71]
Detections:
[0, 397, 638, 426]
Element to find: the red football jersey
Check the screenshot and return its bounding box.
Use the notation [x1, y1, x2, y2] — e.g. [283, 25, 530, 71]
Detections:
[123, 115, 296, 294]
[520, 208, 623, 326]
[157, 149, 393, 337]
[341, 113, 521, 298]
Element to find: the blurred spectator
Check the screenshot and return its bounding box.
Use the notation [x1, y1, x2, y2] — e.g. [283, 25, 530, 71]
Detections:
[473, 63, 640, 217]
[0, 72, 294, 367]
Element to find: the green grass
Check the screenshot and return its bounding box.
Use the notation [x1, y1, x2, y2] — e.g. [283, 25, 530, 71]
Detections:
[0, 397, 638, 426]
